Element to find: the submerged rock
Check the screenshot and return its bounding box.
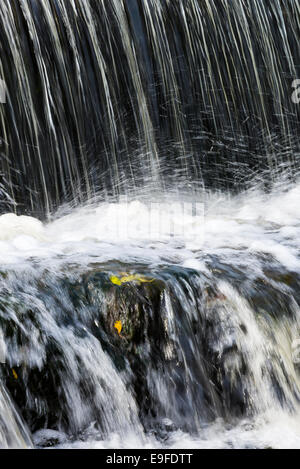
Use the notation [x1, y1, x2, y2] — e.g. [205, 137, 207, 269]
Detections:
[33, 429, 68, 448]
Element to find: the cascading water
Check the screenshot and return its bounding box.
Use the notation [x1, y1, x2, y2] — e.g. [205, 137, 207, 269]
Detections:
[1, 0, 300, 213]
[0, 0, 300, 449]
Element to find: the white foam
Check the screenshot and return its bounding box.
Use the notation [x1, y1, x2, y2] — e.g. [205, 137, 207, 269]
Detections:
[54, 412, 300, 449]
[0, 213, 46, 241]
[0, 182, 299, 273]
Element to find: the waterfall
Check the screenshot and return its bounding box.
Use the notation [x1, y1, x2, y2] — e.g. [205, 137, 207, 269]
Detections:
[0, 0, 300, 449]
[0, 385, 32, 448]
[0, 185, 299, 448]
[0, 0, 300, 213]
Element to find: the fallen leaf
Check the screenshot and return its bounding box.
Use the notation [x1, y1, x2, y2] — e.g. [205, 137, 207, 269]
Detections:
[110, 275, 122, 286]
[114, 320, 122, 335]
[110, 273, 154, 286]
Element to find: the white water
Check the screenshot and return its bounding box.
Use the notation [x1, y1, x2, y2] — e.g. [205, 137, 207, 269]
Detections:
[0, 386, 32, 448]
[1, 180, 300, 449]
[46, 412, 300, 449]
[0, 181, 299, 271]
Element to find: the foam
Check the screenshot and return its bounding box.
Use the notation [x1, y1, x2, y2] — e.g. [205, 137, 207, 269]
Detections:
[0, 182, 299, 274]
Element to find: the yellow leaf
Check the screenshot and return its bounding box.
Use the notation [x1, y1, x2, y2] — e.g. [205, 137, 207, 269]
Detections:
[111, 273, 154, 286]
[114, 320, 122, 335]
[12, 368, 18, 380]
[120, 275, 137, 283]
[110, 275, 122, 286]
[138, 276, 155, 283]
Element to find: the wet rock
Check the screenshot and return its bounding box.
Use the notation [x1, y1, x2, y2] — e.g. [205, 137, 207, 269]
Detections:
[33, 429, 68, 448]
[0, 262, 299, 440]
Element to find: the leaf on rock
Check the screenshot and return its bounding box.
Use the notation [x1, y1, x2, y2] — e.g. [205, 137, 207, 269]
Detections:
[110, 273, 153, 286]
[110, 275, 122, 286]
[114, 320, 122, 335]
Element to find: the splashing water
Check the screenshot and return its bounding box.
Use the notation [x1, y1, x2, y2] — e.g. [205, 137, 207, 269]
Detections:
[0, 0, 300, 212]
[0, 0, 300, 450]
[0, 180, 299, 448]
